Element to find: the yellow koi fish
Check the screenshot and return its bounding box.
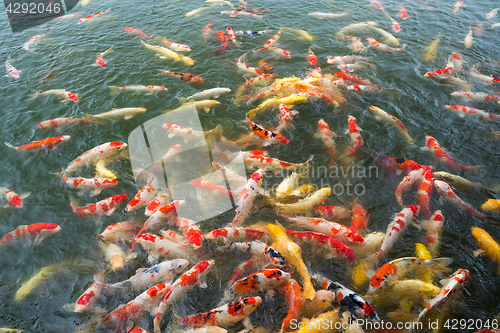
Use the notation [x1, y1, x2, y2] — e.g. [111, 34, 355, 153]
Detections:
[423, 33, 441, 63]
[481, 199, 500, 213]
[471, 226, 500, 270]
[415, 243, 434, 282]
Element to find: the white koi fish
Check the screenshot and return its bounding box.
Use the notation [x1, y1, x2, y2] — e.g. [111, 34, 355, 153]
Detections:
[308, 11, 351, 19]
[184, 88, 231, 100]
[29, 89, 78, 102]
[469, 65, 500, 84]
[463, 27, 473, 48]
[232, 169, 264, 225]
[109, 85, 167, 95]
[85, 107, 146, 121]
[186, 5, 215, 17]
[23, 34, 45, 53]
[366, 37, 406, 51]
[63, 177, 117, 196]
[135, 233, 194, 262]
[5, 57, 21, 79]
[0, 223, 60, 247]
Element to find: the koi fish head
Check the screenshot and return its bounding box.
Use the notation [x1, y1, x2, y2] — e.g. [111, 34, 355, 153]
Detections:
[67, 92, 78, 102]
[112, 194, 128, 204]
[192, 75, 204, 84]
[369, 262, 398, 290]
[7, 193, 22, 207]
[108, 142, 127, 153]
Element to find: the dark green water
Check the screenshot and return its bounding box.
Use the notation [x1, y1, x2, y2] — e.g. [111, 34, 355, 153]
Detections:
[1, 0, 500, 331]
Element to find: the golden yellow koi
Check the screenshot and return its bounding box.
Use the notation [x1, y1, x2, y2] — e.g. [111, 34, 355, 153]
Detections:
[300, 290, 335, 318]
[247, 95, 307, 119]
[481, 199, 500, 213]
[281, 28, 313, 41]
[292, 309, 340, 333]
[267, 223, 315, 300]
[95, 160, 117, 179]
[415, 243, 433, 282]
[274, 187, 331, 215]
[370, 279, 440, 306]
[471, 226, 500, 270]
[423, 33, 441, 63]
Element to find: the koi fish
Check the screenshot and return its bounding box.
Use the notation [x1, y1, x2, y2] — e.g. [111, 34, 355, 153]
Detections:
[308, 11, 351, 19]
[74, 273, 105, 313]
[315, 119, 337, 166]
[134, 200, 185, 239]
[29, 89, 78, 102]
[463, 27, 473, 48]
[471, 226, 500, 268]
[349, 201, 369, 233]
[316, 205, 351, 220]
[226, 27, 240, 46]
[71, 194, 127, 222]
[141, 40, 180, 61]
[154, 261, 214, 333]
[445, 105, 500, 120]
[396, 168, 425, 206]
[63, 177, 117, 196]
[285, 229, 355, 260]
[236, 53, 263, 76]
[135, 233, 193, 263]
[100, 241, 135, 271]
[99, 221, 141, 242]
[307, 47, 317, 66]
[159, 70, 203, 83]
[0, 187, 30, 208]
[424, 66, 455, 77]
[206, 226, 267, 243]
[335, 71, 374, 87]
[279, 279, 304, 332]
[215, 31, 230, 55]
[389, 16, 400, 33]
[366, 37, 406, 51]
[368, 256, 452, 294]
[63, 142, 127, 175]
[400, 4, 408, 19]
[123, 27, 149, 39]
[275, 171, 302, 199]
[434, 171, 491, 194]
[342, 35, 366, 52]
[469, 65, 500, 84]
[327, 55, 369, 65]
[179, 297, 261, 327]
[186, 5, 215, 17]
[247, 119, 289, 145]
[451, 91, 500, 103]
[453, 1, 464, 13]
[95, 160, 117, 180]
[267, 223, 315, 299]
[336, 21, 378, 37]
[126, 174, 160, 213]
[231, 269, 290, 294]
[423, 33, 441, 63]
[482, 199, 500, 213]
[93, 47, 113, 67]
[275, 187, 331, 215]
[77, 8, 111, 24]
[0, 223, 60, 248]
[170, 217, 203, 248]
[246, 94, 307, 118]
[416, 166, 435, 220]
[369, 106, 413, 144]
[86, 107, 146, 121]
[184, 88, 231, 100]
[220, 241, 286, 268]
[221, 10, 262, 18]
[231, 169, 264, 225]
[379, 205, 420, 255]
[314, 275, 379, 322]
[37, 117, 94, 129]
[5, 57, 21, 79]
[486, 6, 500, 19]
[434, 180, 488, 220]
[275, 103, 298, 133]
[23, 34, 45, 53]
[416, 269, 469, 322]
[371, 0, 386, 13]
[5, 135, 70, 151]
[285, 216, 364, 245]
[109, 85, 167, 95]
[377, 155, 422, 175]
[346, 115, 363, 155]
[202, 23, 213, 42]
[373, 27, 400, 45]
[422, 135, 475, 172]
[281, 27, 313, 40]
[234, 30, 271, 36]
[158, 38, 191, 52]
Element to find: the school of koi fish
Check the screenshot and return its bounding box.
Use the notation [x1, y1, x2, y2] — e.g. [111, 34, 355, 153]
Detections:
[2, 0, 500, 332]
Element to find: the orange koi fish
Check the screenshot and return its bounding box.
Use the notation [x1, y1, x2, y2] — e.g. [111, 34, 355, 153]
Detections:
[161, 70, 204, 83]
[285, 229, 355, 260]
[308, 47, 317, 66]
[376, 155, 422, 175]
[285, 216, 364, 244]
[349, 201, 369, 232]
[400, 4, 408, 19]
[144, 193, 171, 216]
[279, 279, 304, 332]
[423, 135, 475, 172]
[5, 135, 70, 151]
[0, 222, 60, 247]
[170, 217, 203, 248]
[247, 119, 289, 144]
[231, 269, 290, 294]
[122, 27, 149, 39]
[215, 31, 230, 55]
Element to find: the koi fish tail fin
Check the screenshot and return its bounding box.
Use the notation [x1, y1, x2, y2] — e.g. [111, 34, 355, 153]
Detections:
[108, 86, 120, 95]
[4, 142, 17, 150]
[469, 165, 482, 176]
[430, 257, 453, 276]
[28, 93, 38, 98]
[300, 156, 314, 177]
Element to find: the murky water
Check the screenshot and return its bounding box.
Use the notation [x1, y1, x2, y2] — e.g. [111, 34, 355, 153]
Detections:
[1, 0, 500, 331]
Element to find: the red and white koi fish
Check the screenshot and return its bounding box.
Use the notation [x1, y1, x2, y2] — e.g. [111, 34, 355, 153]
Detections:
[126, 174, 159, 213]
[219, 241, 286, 268]
[366, 37, 405, 51]
[71, 194, 127, 222]
[99, 221, 140, 242]
[421, 210, 444, 257]
[159, 38, 191, 52]
[206, 226, 267, 242]
[77, 8, 111, 24]
[434, 180, 488, 219]
[231, 269, 290, 294]
[371, 0, 386, 13]
[191, 179, 235, 198]
[5, 135, 70, 151]
[285, 216, 364, 244]
[170, 217, 203, 248]
[275, 103, 298, 133]
[307, 47, 317, 66]
[369, 106, 413, 144]
[202, 23, 213, 42]
[5, 57, 21, 79]
[315, 274, 379, 321]
[400, 4, 408, 19]
[279, 279, 304, 332]
[135, 233, 193, 263]
[328, 55, 369, 65]
[135, 200, 185, 240]
[335, 71, 374, 88]
[346, 115, 363, 155]
[486, 7, 500, 19]
[0, 223, 60, 247]
[180, 297, 261, 327]
[453, 1, 464, 13]
[232, 169, 264, 225]
[108, 259, 189, 296]
[248, 119, 289, 145]
[226, 27, 240, 46]
[99, 283, 169, 332]
[316, 205, 351, 220]
[315, 119, 337, 166]
[236, 53, 263, 76]
[37, 117, 93, 129]
[396, 168, 425, 205]
[74, 273, 105, 313]
[308, 11, 351, 19]
[348, 84, 375, 91]
[424, 66, 455, 77]
[378, 205, 420, 255]
[93, 47, 113, 67]
[389, 16, 400, 33]
[159, 70, 203, 83]
[451, 91, 500, 103]
[368, 256, 452, 294]
[423, 135, 475, 172]
[63, 176, 117, 196]
[445, 105, 500, 120]
[244, 155, 310, 173]
[154, 261, 214, 333]
[446, 52, 464, 71]
[286, 229, 355, 260]
[377, 155, 422, 175]
[221, 10, 262, 18]
[417, 166, 435, 219]
[463, 27, 473, 48]
[0, 187, 30, 208]
[343, 35, 366, 52]
[263, 30, 281, 48]
[63, 142, 127, 175]
[469, 65, 500, 84]
[122, 27, 149, 39]
[30, 89, 78, 102]
[144, 193, 171, 216]
[416, 269, 469, 322]
[23, 34, 45, 53]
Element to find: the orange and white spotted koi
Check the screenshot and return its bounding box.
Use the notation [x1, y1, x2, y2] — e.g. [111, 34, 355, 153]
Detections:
[395, 168, 425, 206]
[99, 221, 141, 242]
[126, 174, 160, 213]
[71, 194, 127, 222]
[285, 229, 355, 260]
[232, 169, 264, 225]
[445, 105, 500, 120]
[424, 66, 455, 77]
[423, 135, 475, 172]
[191, 179, 236, 198]
[135, 233, 193, 263]
[368, 256, 452, 294]
[417, 166, 435, 218]
[30, 89, 78, 102]
[314, 119, 337, 166]
[486, 7, 500, 19]
[179, 297, 261, 327]
[37, 117, 94, 129]
[348, 84, 374, 91]
[226, 27, 240, 46]
[342, 35, 366, 52]
[219, 241, 287, 268]
[275, 103, 298, 133]
[231, 269, 290, 294]
[145, 193, 171, 216]
[451, 91, 500, 103]
[159, 38, 191, 52]
[307, 47, 317, 66]
[63, 176, 117, 196]
[0, 223, 60, 247]
[346, 115, 363, 155]
[415, 269, 469, 322]
[263, 30, 282, 47]
[316, 205, 351, 220]
[236, 53, 263, 76]
[163, 123, 204, 142]
[23, 34, 45, 53]
[122, 27, 149, 39]
[5, 135, 70, 151]
[369, 105, 413, 144]
[135, 200, 185, 240]
[0, 187, 29, 208]
[335, 71, 374, 88]
[349, 201, 369, 233]
[285, 216, 364, 245]
[77, 8, 111, 24]
[371, 0, 386, 13]
[244, 155, 310, 173]
[206, 226, 267, 242]
[400, 4, 408, 19]
[93, 47, 113, 67]
[170, 217, 203, 248]
[378, 205, 420, 255]
[389, 16, 400, 33]
[63, 142, 127, 175]
[434, 180, 488, 220]
[248, 119, 289, 145]
[254, 45, 291, 59]
[154, 261, 214, 333]
[5, 57, 21, 79]
[366, 37, 405, 51]
[314, 274, 379, 321]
